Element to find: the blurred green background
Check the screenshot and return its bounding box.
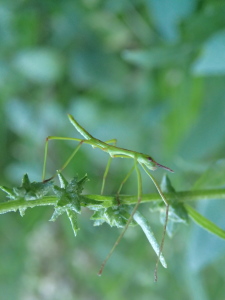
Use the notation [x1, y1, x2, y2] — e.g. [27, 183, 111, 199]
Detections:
[1, 0, 225, 299]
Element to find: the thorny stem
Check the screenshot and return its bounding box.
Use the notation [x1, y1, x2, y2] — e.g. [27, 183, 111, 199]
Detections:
[0, 188, 225, 215]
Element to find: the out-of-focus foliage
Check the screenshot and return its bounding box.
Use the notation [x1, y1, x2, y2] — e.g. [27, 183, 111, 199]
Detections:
[1, 0, 225, 299]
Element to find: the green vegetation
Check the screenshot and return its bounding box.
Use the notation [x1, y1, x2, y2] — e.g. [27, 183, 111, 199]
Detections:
[1, 0, 225, 299]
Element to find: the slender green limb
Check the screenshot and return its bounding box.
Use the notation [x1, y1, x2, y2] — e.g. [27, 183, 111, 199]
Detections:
[141, 164, 169, 206]
[114, 165, 135, 205]
[98, 160, 142, 276]
[101, 156, 112, 195]
[101, 139, 117, 195]
[117, 165, 135, 195]
[57, 142, 83, 175]
[42, 138, 49, 181]
[42, 136, 88, 181]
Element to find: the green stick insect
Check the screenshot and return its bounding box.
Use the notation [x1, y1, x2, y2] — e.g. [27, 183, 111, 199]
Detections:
[42, 114, 174, 281]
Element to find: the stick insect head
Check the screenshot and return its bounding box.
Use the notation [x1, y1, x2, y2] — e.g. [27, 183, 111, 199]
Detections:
[138, 154, 174, 173]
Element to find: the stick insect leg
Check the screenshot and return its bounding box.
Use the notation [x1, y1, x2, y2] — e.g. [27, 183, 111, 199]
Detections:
[140, 163, 169, 282]
[115, 165, 135, 204]
[100, 139, 117, 195]
[107, 153, 136, 203]
[42, 136, 86, 181]
[117, 165, 135, 195]
[98, 160, 142, 276]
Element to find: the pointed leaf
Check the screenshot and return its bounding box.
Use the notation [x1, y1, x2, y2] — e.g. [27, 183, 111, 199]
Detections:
[50, 207, 65, 222]
[22, 174, 31, 190]
[57, 172, 68, 189]
[66, 209, 79, 236]
[160, 174, 176, 193]
[132, 210, 167, 268]
[0, 186, 16, 200]
[185, 204, 225, 239]
[19, 207, 26, 217]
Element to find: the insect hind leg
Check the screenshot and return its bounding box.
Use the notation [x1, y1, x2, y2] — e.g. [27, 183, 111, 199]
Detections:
[42, 136, 86, 181]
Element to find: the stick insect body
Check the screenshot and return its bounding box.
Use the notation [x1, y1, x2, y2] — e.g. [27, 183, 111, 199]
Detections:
[42, 114, 173, 281]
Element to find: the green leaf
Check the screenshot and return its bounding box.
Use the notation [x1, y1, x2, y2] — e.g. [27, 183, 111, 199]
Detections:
[50, 173, 88, 236]
[161, 205, 189, 238]
[151, 175, 189, 236]
[52, 173, 88, 214]
[0, 186, 16, 200]
[50, 207, 64, 222]
[91, 206, 136, 228]
[146, 0, 196, 41]
[160, 174, 176, 194]
[57, 172, 68, 189]
[0, 174, 53, 202]
[132, 210, 167, 268]
[122, 46, 191, 69]
[66, 209, 80, 236]
[192, 30, 225, 75]
[185, 204, 225, 239]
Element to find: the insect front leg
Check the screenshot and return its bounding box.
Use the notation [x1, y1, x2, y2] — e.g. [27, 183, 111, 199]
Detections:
[115, 165, 135, 204]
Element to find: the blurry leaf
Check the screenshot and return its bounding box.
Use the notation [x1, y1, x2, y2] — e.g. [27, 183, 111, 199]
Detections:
[122, 45, 192, 69]
[13, 48, 63, 84]
[70, 49, 114, 87]
[181, 3, 225, 43]
[193, 159, 225, 190]
[179, 96, 225, 160]
[192, 30, 225, 75]
[146, 0, 196, 41]
[0, 5, 14, 46]
[187, 199, 225, 272]
[185, 204, 225, 239]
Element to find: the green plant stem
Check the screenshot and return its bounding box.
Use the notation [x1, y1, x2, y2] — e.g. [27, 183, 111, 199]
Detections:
[85, 188, 225, 204]
[0, 197, 57, 215]
[1, 188, 225, 215]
